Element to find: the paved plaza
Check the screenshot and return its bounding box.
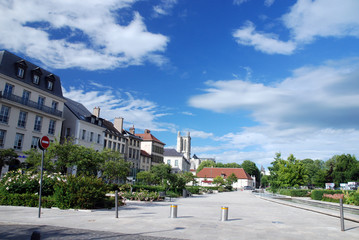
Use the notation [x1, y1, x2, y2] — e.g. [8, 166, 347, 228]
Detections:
[0, 190, 358, 239]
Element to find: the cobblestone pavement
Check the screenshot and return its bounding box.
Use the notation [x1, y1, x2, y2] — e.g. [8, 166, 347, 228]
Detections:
[0, 223, 180, 240]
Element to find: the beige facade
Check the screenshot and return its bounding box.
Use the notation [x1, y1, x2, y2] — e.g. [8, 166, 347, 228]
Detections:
[0, 51, 65, 176]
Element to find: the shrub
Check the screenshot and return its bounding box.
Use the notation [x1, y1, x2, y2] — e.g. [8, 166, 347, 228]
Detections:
[132, 184, 166, 193]
[53, 175, 107, 209]
[0, 192, 55, 208]
[311, 190, 343, 201]
[121, 189, 160, 201]
[186, 186, 201, 194]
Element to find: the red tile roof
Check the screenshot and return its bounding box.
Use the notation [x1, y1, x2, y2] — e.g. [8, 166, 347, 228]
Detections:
[136, 131, 165, 145]
[140, 150, 151, 157]
[197, 168, 252, 180]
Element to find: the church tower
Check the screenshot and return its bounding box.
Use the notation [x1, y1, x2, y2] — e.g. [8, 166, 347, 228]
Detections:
[177, 131, 191, 160]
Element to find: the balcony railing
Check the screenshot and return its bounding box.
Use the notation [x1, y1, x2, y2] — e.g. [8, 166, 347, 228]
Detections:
[0, 91, 62, 117]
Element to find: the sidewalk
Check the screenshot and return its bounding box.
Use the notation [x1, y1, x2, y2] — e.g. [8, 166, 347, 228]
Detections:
[0, 190, 358, 239]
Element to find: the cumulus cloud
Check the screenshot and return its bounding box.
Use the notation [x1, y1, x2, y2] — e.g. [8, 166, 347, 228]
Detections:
[63, 85, 174, 131]
[233, 0, 359, 54]
[233, 21, 296, 55]
[0, 0, 169, 70]
[189, 58, 359, 165]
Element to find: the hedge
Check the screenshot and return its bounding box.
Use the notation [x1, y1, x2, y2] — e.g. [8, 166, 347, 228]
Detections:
[279, 189, 310, 197]
[0, 193, 55, 208]
[311, 190, 344, 201]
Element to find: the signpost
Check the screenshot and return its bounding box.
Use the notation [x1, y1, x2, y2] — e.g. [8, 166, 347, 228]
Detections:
[38, 136, 50, 218]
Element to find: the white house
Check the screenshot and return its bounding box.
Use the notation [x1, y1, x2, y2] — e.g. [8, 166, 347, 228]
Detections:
[164, 148, 190, 173]
[196, 167, 254, 189]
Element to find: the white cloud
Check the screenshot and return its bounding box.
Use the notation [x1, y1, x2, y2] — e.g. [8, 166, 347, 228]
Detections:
[153, 0, 177, 17]
[233, 0, 249, 6]
[233, 21, 296, 55]
[189, 58, 359, 166]
[264, 0, 275, 7]
[283, 0, 359, 42]
[234, 0, 359, 54]
[187, 130, 214, 139]
[63, 85, 174, 131]
[0, 0, 169, 70]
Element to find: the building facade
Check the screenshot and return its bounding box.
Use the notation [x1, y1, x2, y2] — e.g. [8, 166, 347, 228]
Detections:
[0, 50, 65, 175]
[196, 167, 254, 189]
[177, 131, 191, 161]
[164, 148, 190, 173]
[136, 129, 165, 166]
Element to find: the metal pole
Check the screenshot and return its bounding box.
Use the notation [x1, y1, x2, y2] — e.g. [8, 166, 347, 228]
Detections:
[170, 204, 177, 218]
[220, 206, 228, 221]
[38, 150, 44, 218]
[115, 190, 118, 218]
[340, 198, 345, 231]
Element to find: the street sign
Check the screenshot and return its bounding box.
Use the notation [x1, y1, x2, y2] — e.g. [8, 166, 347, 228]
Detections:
[39, 136, 50, 150]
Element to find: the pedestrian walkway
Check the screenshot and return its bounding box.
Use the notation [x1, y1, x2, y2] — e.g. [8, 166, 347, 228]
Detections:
[0, 190, 358, 239]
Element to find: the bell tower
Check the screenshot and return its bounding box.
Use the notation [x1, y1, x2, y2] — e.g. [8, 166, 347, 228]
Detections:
[177, 131, 191, 160]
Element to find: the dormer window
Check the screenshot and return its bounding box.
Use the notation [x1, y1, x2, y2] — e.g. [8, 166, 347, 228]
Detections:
[45, 74, 55, 91]
[31, 67, 42, 85]
[15, 60, 27, 79]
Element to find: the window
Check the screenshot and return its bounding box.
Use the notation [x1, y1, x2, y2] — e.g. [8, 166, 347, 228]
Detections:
[97, 134, 101, 144]
[167, 159, 171, 165]
[51, 101, 58, 111]
[0, 106, 10, 124]
[0, 130, 6, 148]
[38, 96, 45, 109]
[82, 129, 86, 140]
[175, 160, 178, 167]
[121, 144, 125, 153]
[17, 111, 27, 128]
[48, 119, 56, 135]
[31, 136, 39, 149]
[108, 141, 112, 149]
[33, 74, 40, 84]
[90, 132, 93, 142]
[103, 139, 107, 148]
[129, 148, 132, 158]
[4, 83, 14, 97]
[22, 90, 31, 104]
[65, 128, 71, 138]
[34, 115, 42, 132]
[112, 142, 116, 150]
[14, 133, 24, 150]
[47, 81, 53, 90]
[17, 67, 25, 78]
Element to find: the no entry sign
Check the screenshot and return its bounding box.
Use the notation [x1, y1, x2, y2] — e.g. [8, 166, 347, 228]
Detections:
[39, 136, 50, 150]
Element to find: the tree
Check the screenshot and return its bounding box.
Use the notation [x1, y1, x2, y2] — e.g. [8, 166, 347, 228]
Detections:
[226, 173, 238, 186]
[196, 160, 216, 173]
[24, 148, 55, 172]
[241, 160, 260, 187]
[0, 149, 18, 173]
[213, 176, 225, 186]
[178, 171, 197, 185]
[150, 163, 172, 186]
[101, 149, 130, 183]
[74, 146, 104, 176]
[223, 162, 241, 168]
[136, 171, 155, 185]
[327, 154, 359, 186]
[302, 159, 326, 188]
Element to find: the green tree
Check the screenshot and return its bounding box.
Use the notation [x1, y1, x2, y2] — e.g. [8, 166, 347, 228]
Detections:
[226, 173, 238, 186]
[223, 162, 241, 168]
[101, 149, 130, 183]
[0, 148, 18, 173]
[150, 163, 172, 186]
[24, 148, 55, 172]
[136, 171, 155, 185]
[241, 160, 260, 187]
[302, 159, 326, 188]
[74, 146, 104, 176]
[328, 154, 359, 186]
[49, 138, 78, 174]
[178, 171, 197, 185]
[213, 176, 225, 186]
[196, 160, 216, 173]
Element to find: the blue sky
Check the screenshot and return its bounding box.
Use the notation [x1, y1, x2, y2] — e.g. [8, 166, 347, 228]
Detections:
[1, 0, 359, 169]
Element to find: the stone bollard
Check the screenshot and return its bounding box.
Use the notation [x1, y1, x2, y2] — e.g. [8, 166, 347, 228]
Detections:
[220, 206, 228, 221]
[340, 198, 345, 231]
[170, 204, 178, 218]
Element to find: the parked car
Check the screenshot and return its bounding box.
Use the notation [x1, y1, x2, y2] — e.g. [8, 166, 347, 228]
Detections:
[243, 186, 254, 190]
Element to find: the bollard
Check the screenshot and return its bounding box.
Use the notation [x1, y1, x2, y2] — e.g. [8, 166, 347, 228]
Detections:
[170, 204, 178, 218]
[340, 198, 345, 231]
[220, 206, 228, 221]
[115, 190, 118, 218]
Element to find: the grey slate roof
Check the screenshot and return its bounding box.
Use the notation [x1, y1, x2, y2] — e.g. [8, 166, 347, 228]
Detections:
[164, 148, 183, 157]
[64, 97, 104, 127]
[0, 50, 64, 98]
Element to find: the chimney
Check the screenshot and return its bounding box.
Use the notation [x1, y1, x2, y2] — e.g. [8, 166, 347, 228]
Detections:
[145, 129, 151, 134]
[114, 117, 124, 132]
[93, 107, 100, 117]
[130, 126, 135, 134]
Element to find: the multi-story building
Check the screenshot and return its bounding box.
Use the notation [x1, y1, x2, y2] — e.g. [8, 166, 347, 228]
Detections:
[0, 50, 65, 175]
[136, 129, 165, 166]
[62, 98, 105, 151]
[140, 150, 151, 171]
[164, 148, 190, 173]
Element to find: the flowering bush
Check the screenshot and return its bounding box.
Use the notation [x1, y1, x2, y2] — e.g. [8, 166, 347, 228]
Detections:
[121, 189, 160, 201]
[0, 169, 66, 196]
